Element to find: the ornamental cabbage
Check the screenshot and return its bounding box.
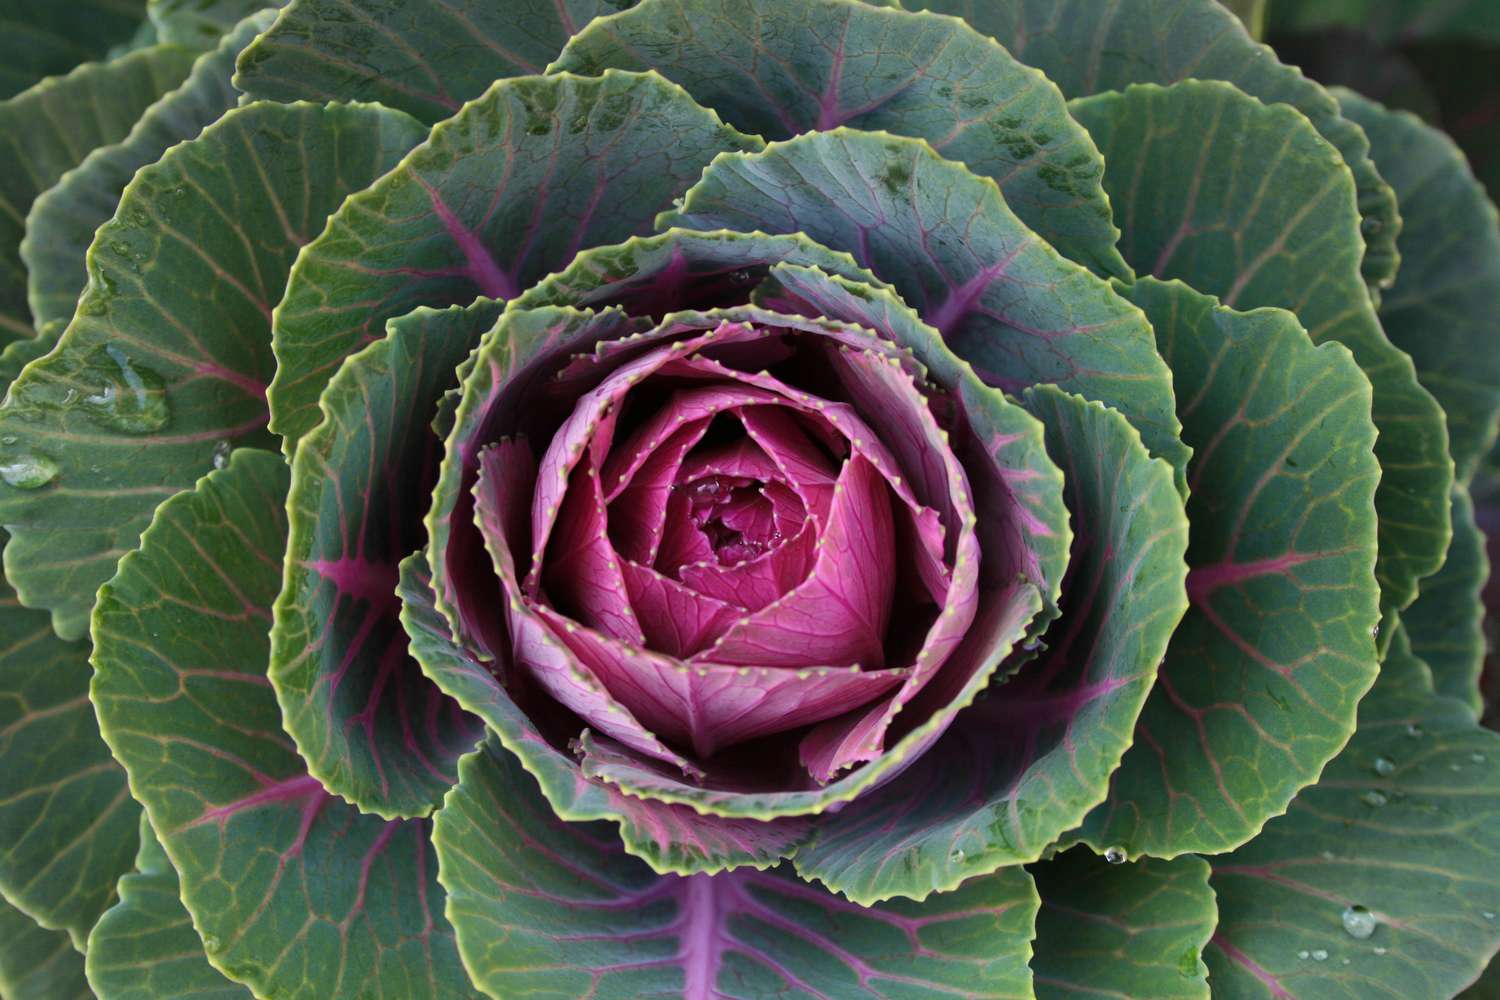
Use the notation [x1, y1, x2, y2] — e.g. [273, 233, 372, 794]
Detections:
[0, 1, 1498, 999]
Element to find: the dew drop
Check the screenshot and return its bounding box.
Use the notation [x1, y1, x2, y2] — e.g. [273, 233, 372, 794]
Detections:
[1297, 950, 1310, 960]
[1321, 849, 1338, 861]
[1373, 946, 1388, 955]
[0, 435, 14, 445]
[1405, 723, 1423, 739]
[1373, 757, 1396, 777]
[211, 440, 232, 470]
[1311, 949, 1329, 962]
[949, 848, 966, 864]
[1370, 622, 1380, 639]
[1341, 957, 1352, 966]
[1342, 905, 1378, 940]
[202, 933, 221, 953]
[1361, 790, 1388, 808]
[81, 345, 170, 434]
[0, 453, 59, 489]
[1484, 911, 1496, 921]
[1472, 752, 1487, 764]
[1103, 845, 1127, 864]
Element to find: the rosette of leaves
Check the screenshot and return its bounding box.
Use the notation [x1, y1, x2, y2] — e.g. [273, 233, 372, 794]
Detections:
[0, 1, 1497, 998]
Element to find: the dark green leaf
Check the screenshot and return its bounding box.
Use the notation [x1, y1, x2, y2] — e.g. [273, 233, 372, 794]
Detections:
[434, 738, 1040, 1000]
[85, 816, 249, 1000]
[273, 300, 497, 817]
[1031, 850, 1215, 1000]
[269, 69, 761, 448]
[1207, 623, 1500, 999]
[0, 579, 139, 947]
[1082, 277, 1380, 856]
[147, 0, 280, 47]
[663, 128, 1191, 488]
[903, 0, 1402, 291]
[0, 895, 90, 1000]
[0, 0, 150, 99]
[1335, 88, 1500, 486]
[1071, 80, 1447, 621]
[1403, 486, 1488, 719]
[234, 0, 640, 123]
[551, 0, 1130, 279]
[91, 450, 470, 999]
[0, 44, 196, 343]
[0, 99, 425, 640]
[23, 11, 276, 331]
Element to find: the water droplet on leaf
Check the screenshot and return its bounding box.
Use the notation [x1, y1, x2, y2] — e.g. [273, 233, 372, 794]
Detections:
[1361, 790, 1388, 808]
[1471, 752, 1487, 764]
[211, 440, 232, 470]
[1311, 949, 1328, 962]
[0, 453, 59, 489]
[1342, 905, 1377, 939]
[1373, 757, 1396, 777]
[1406, 723, 1423, 738]
[1103, 845, 1126, 864]
[81, 345, 170, 434]
[1297, 950, 1310, 960]
[1373, 946, 1388, 955]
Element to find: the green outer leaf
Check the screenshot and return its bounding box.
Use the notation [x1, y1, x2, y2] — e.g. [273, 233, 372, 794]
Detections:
[0, 43, 195, 343]
[85, 815, 249, 1000]
[1266, 0, 1500, 45]
[1070, 80, 1449, 621]
[663, 128, 1191, 491]
[273, 300, 496, 818]
[1335, 88, 1500, 485]
[435, 739, 1040, 1000]
[91, 449, 469, 1000]
[23, 11, 276, 332]
[1403, 486, 1488, 718]
[233, 0, 640, 124]
[0, 99, 426, 641]
[550, 0, 1131, 280]
[1206, 623, 1500, 999]
[792, 385, 1188, 904]
[1081, 277, 1380, 857]
[902, 0, 1402, 292]
[1030, 850, 1216, 1000]
[0, 895, 90, 1000]
[400, 554, 810, 874]
[0, 0, 149, 99]
[147, 0, 279, 47]
[268, 70, 762, 450]
[0, 578, 140, 947]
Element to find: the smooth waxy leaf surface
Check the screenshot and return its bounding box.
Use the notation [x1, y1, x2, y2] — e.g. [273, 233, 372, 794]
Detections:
[23, 11, 274, 331]
[0, 577, 139, 947]
[792, 385, 1188, 903]
[234, 0, 641, 123]
[1207, 625, 1500, 999]
[1336, 88, 1500, 485]
[1080, 277, 1380, 857]
[664, 129, 1190, 485]
[147, 0, 279, 46]
[91, 450, 468, 1000]
[1072, 80, 1448, 621]
[0, 895, 89, 1000]
[269, 69, 761, 447]
[552, 0, 1129, 279]
[1403, 487, 1488, 716]
[903, 0, 1401, 291]
[0, 44, 195, 343]
[0, 100, 425, 640]
[1030, 850, 1215, 1000]
[273, 300, 495, 817]
[86, 816, 249, 1000]
[435, 740, 1040, 1000]
[401, 553, 809, 874]
[0, 0, 149, 99]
